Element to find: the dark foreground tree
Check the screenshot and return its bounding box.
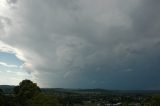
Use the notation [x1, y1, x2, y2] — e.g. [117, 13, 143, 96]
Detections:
[28, 93, 61, 106]
[14, 79, 41, 106]
[0, 88, 3, 94]
[142, 95, 160, 106]
[0, 89, 5, 106]
[150, 95, 160, 106]
[13, 79, 61, 106]
[0, 93, 5, 106]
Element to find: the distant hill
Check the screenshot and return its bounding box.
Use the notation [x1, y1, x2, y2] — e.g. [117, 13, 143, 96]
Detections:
[0, 85, 15, 94]
[41, 88, 160, 95]
[0, 85, 15, 89]
[40, 88, 115, 96]
[1, 85, 160, 95]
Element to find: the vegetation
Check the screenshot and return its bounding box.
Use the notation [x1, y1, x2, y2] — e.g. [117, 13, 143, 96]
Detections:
[28, 93, 60, 106]
[0, 79, 61, 106]
[1, 80, 160, 106]
[0, 89, 5, 106]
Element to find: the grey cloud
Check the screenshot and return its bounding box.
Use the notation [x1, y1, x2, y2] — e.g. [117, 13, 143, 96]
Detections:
[1, 0, 160, 89]
[0, 16, 12, 35]
[6, 0, 18, 4]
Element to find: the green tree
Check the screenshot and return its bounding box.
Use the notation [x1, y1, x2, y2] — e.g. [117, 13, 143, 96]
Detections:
[0, 88, 3, 94]
[28, 93, 61, 106]
[14, 79, 41, 106]
[143, 95, 160, 106]
[0, 89, 5, 106]
[122, 102, 129, 106]
[150, 95, 160, 106]
[13, 79, 61, 106]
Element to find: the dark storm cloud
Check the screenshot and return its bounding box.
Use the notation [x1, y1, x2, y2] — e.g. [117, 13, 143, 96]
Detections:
[1, 0, 160, 89]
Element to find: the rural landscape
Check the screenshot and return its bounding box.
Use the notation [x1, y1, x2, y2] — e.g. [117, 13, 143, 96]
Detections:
[1, 0, 160, 106]
[0, 79, 160, 106]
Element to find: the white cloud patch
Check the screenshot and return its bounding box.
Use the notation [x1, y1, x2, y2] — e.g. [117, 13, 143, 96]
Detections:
[0, 61, 18, 68]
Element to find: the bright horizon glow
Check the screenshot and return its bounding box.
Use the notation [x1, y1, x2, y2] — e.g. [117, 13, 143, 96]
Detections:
[0, 52, 31, 85]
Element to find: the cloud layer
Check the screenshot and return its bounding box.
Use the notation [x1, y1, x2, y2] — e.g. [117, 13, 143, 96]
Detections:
[0, 0, 160, 89]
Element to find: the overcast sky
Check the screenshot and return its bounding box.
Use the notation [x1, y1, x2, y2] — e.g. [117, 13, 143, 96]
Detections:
[0, 0, 160, 90]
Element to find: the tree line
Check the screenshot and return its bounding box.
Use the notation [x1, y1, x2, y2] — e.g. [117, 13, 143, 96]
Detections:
[1, 80, 160, 106]
[0, 79, 61, 106]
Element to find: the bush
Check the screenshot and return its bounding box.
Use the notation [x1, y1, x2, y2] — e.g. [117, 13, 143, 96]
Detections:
[28, 93, 61, 106]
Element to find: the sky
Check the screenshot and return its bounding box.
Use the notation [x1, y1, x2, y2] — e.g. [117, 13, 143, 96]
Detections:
[0, 0, 160, 90]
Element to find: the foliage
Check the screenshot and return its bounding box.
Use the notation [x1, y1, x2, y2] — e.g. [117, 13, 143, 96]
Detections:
[15, 79, 41, 98]
[122, 102, 129, 106]
[150, 95, 160, 106]
[28, 93, 61, 106]
[0, 94, 5, 106]
[3, 79, 160, 106]
[14, 79, 41, 106]
[0, 88, 3, 94]
[12, 79, 61, 106]
[142, 95, 160, 106]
